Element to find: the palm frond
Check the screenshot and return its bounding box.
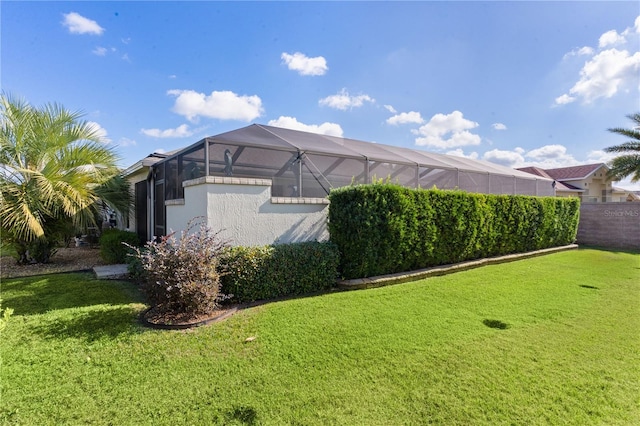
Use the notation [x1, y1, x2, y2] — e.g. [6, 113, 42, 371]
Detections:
[0, 93, 127, 246]
[604, 113, 640, 182]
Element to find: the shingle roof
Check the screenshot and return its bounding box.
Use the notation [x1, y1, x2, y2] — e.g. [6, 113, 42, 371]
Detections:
[542, 163, 606, 180]
[517, 166, 553, 179]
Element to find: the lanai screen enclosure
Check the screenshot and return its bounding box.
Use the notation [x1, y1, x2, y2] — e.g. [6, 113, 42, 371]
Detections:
[129, 124, 554, 244]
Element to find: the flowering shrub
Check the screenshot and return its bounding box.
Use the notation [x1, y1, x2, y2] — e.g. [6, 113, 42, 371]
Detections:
[127, 220, 229, 318]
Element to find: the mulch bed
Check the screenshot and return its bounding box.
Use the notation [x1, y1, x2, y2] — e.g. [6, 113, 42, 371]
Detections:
[1, 247, 105, 279]
[140, 305, 240, 330]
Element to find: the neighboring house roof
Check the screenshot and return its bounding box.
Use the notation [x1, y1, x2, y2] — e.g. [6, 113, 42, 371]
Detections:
[555, 181, 583, 192]
[517, 163, 611, 189]
[541, 163, 606, 181]
[627, 192, 640, 202]
[122, 152, 173, 176]
[517, 166, 553, 179]
[516, 166, 583, 192]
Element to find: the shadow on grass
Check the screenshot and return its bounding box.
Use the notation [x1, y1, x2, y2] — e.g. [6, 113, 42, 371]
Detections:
[3, 272, 143, 316]
[31, 305, 144, 342]
[483, 319, 510, 330]
[223, 405, 258, 425]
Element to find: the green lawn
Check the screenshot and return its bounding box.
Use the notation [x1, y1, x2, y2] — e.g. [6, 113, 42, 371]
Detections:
[1, 248, 639, 425]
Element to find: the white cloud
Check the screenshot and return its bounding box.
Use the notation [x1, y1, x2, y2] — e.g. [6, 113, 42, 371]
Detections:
[167, 89, 263, 122]
[556, 49, 640, 104]
[62, 12, 104, 35]
[281, 52, 328, 76]
[414, 111, 481, 149]
[267, 116, 343, 137]
[86, 121, 111, 143]
[599, 30, 626, 48]
[384, 105, 397, 114]
[141, 124, 193, 138]
[587, 149, 617, 164]
[387, 111, 424, 126]
[492, 123, 507, 130]
[319, 88, 374, 110]
[526, 144, 574, 161]
[446, 149, 478, 159]
[154, 148, 167, 154]
[92, 46, 108, 56]
[554, 94, 576, 105]
[482, 149, 525, 167]
[482, 145, 581, 169]
[556, 16, 640, 105]
[118, 137, 137, 147]
[563, 46, 595, 59]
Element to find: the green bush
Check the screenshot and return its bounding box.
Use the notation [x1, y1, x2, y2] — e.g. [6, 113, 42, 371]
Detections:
[99, 229, 141, 264]
[221, 241, 340, 303]
[329, 184, 580, 279]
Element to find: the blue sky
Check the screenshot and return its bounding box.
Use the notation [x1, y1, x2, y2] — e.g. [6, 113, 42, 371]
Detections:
[3, 1, 640, 188]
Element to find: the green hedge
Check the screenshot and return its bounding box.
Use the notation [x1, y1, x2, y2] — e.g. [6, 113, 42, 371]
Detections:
[99, 229, 141, 264]
[328, 184, 580, 279]
[221, 241, 340, 303]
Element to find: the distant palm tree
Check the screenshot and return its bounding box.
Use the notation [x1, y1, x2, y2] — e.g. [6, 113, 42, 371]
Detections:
[0, 94, 131, 263]
[605, 113, 640, 182]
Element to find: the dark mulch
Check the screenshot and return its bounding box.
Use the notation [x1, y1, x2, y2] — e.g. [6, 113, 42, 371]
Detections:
[1, 247, 105, 279]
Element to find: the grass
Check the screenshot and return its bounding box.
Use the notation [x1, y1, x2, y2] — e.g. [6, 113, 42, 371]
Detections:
[1, 248, 639, 425]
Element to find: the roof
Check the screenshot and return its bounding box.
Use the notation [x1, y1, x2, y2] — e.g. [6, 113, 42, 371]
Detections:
[541, 163, 607, 181]
[205, 124, 550, 181]
[517, 166, 553, 179]
[122, 152, 169, 176]
[519, 166, 583, 191]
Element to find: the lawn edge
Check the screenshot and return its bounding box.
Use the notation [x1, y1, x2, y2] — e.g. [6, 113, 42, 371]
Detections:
[338, 244, 579, 290]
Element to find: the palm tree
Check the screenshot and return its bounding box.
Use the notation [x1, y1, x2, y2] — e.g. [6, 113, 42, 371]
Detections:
[0, 94, 131, 263]
[605, 113, 640, 182]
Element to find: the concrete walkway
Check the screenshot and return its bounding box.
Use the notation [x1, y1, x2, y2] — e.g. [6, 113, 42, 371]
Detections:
[93, 264, 129, 280]
[338, 244, 579, 290]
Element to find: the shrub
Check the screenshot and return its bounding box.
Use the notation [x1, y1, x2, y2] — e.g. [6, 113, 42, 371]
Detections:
[128, 221, 229, 318]
[329, 183, 580, 279]
[126, 250, 146, 283]
[99, 230, 141, 264]
[221, 241, 340, 303]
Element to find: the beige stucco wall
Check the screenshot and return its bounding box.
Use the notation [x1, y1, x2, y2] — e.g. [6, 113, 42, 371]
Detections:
[569, 167, 613, 203]
[166, 176, 329, 246]
[577, 203, 640, 250]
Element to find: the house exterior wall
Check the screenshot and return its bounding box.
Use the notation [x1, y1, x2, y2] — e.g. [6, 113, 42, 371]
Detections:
[569, 167, 614, 203]
[555, 190, 581, 198]
[577, 203, 640, 250]
[125, 168, 150, 236]
[165, 176, 329, 246]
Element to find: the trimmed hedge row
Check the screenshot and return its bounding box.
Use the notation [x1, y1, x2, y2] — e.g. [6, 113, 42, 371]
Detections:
[328, 184, 580, 279]
[220, 241, 340, 303]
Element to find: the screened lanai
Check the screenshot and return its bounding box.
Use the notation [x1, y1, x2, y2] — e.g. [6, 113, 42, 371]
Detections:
[156, 123, 555, 203]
